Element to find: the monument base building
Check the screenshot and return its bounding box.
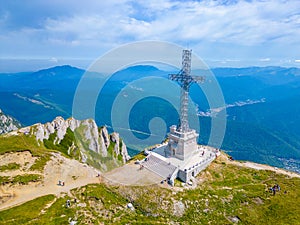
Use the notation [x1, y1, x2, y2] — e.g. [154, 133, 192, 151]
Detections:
[142, 125, 218, 184]
[165, 125, 199, 160]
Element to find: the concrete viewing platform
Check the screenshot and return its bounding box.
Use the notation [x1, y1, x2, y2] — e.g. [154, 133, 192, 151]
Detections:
[141, 144, 218, 183]
[153, 144, 215, 169]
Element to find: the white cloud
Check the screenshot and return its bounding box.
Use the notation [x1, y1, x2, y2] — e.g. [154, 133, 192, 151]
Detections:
[260, 58, 271, 62]
[49, 57, 58, 63]
[0, 0, 300, 67]
[150, 0, 300, 45]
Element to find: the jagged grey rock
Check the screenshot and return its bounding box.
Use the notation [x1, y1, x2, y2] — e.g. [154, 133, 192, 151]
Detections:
[110, 132, 130, 163]
[82, 119, 100, 153]
[29, 116, 130, 164]
[0, 109, 21, 134]
[99, 126, 109, 157]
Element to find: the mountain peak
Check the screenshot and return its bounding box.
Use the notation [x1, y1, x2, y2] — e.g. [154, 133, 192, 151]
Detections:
[31, 65, 84, 77]
[124, 65, 159, 71]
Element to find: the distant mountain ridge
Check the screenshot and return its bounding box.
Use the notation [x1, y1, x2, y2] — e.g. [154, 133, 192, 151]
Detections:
[1, 65, 300, 173]
[0, 65, 85, 92]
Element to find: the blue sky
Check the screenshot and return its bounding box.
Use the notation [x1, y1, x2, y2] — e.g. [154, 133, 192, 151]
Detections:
[1, 0, 300, 71]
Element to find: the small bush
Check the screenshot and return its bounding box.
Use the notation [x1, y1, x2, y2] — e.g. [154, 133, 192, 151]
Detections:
[29, 155, 50, 171]
[0, 163, 20, 172]
[0, 176, 10, 184]
[11, 174, 42, 185]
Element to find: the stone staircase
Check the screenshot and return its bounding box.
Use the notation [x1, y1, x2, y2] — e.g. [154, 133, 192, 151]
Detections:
[141, 154, 177, 179]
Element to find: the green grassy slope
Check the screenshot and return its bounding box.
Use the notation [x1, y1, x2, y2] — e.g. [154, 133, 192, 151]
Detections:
[0, 156, 299, 225]
[0, 134, 51, 172]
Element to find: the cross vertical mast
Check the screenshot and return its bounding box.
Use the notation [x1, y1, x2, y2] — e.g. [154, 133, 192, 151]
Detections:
[169, 50, 205, 133]
[180, 50, 191, 132]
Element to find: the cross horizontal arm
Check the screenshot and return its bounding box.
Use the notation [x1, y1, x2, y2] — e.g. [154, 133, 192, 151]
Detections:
[169, 74, 205, 84]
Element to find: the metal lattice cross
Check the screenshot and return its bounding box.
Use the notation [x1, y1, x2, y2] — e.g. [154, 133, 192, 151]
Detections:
[169, 50, 205, 132]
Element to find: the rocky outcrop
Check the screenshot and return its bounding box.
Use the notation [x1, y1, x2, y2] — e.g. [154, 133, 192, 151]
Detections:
[0, 109, 21, 134]
[34, 117, 80, 142]
[28, 116, 130, 165]
[110, 132, 130, 163]
[99, 126, 110, 157]
[82, 119, 100, 154]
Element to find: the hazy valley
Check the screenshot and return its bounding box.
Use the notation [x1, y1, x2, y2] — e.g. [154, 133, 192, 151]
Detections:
[0, 65, 300, 173]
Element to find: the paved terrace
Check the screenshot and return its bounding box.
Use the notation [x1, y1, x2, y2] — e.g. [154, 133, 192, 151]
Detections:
[142, 144, 216, 178]
[141, 153, 177, 179]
